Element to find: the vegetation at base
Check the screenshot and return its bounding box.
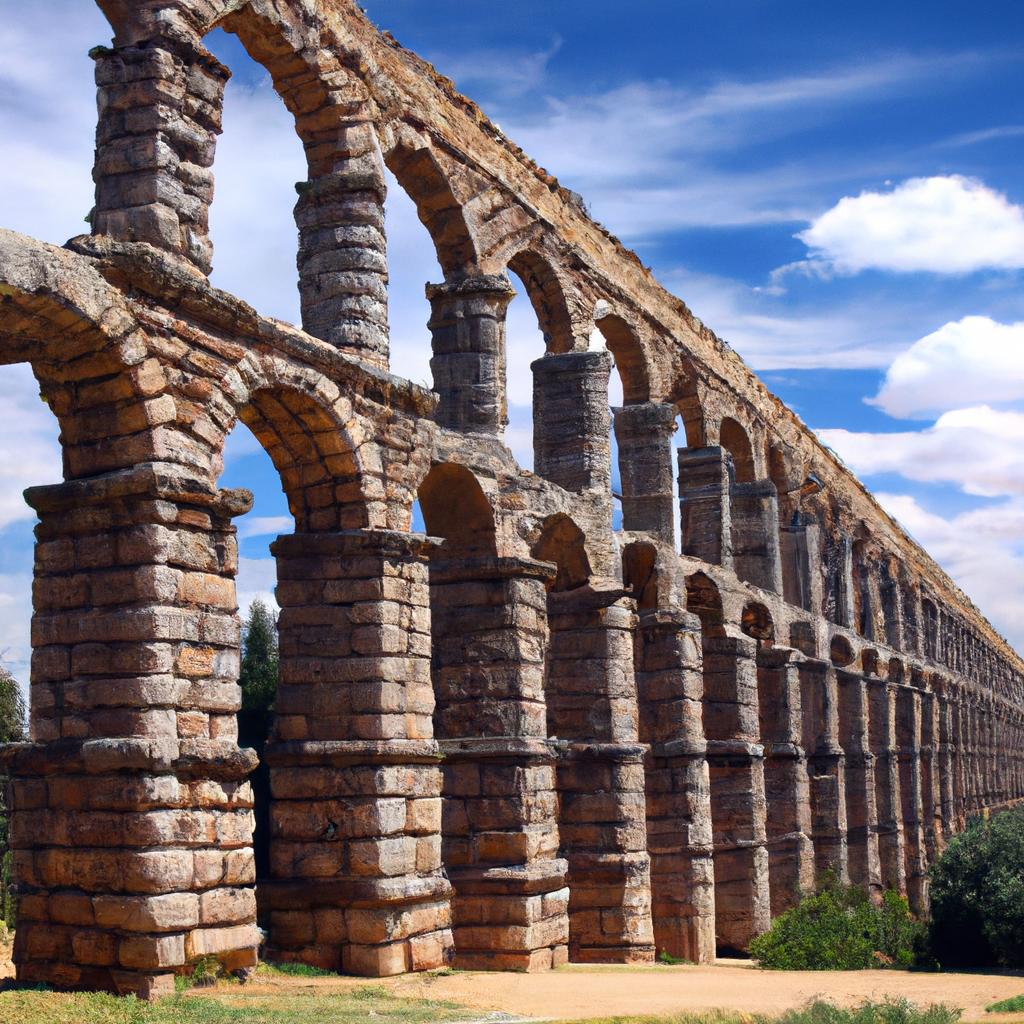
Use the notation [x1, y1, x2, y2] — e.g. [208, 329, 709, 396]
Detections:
[236, 599, 279, 881]
[657, 949, 693, 965]
[927, 807, 1024, 970]
[749, 877, 923, 970]
[0, 666, 26, 934]
[257, 962, 334, 978]
[548, 999, 961, 1024]
[0, 984, 470, 1024]
[986, 996, 1024, 1014]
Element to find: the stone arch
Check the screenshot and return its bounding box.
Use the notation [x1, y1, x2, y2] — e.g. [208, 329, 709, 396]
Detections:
[622, 540, 660, 612]
[506, 249, 575, 354]
[686, 571, 726, 638]
[594, 309, 650, 406]
[741, 602, 774, 646]
[668, 360, 706, 448]
[718, 416, 755, 483]
[418, 462, 497, 558]
[830, 634, 856, 667]
[387, 141, 479, 278]
[532, 512, 591, 592]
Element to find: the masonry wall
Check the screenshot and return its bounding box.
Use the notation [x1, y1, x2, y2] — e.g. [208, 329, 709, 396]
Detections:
[0, 0, 1022, 998]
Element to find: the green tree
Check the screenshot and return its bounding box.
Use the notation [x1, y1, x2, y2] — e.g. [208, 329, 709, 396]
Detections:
[927, 807, 1024, 969]
[749, 875, 922, 970]
[239, 598, 279, 715]
[0, 665, 26, 931]
[237, 600, 278, 882]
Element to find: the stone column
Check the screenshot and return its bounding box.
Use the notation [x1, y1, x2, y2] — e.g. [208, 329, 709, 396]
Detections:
[868, 677, 906, 894]
[91, 36, 228, 274]
[635, 610, 715, 963]
[837, 668, 881, 893]
[429, 556, 568, 972]
[920, 685, 943, 864]
[678, 447, 732, 567]
[4, 466, 260, 999]
[613, 402, 677, 542]
[935, 686, 956, 842]
[798, 659, 848, 882]
[896, 682, 927, 913]
[730, 481, 783, 594]
[756, 647, 815, 916]
[533, 351, 613, 494]
[547, 591, 654, 963]
[780, 520, 823, 613]
[264, 530, 453, 975]
[702, 634, 770, 952]
[295, 121, 390, 369]
[427, 276, 516, 435]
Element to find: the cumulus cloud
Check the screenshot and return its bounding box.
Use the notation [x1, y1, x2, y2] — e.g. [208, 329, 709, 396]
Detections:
[877, 493, 1024, 650]
[870, 316, 1024, 418]
[820, 405, 1024, 498]
[795, 175, 1024, 275]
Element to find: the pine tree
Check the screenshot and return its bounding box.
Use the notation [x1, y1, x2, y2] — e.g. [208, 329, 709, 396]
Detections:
[0, 666, 25, 931]
[239, 598, 279, 715]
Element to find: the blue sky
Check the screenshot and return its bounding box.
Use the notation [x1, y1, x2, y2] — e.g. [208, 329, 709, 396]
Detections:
[0, 0, 1023, 683]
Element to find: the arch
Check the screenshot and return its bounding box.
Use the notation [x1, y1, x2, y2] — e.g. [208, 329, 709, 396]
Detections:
[668, 360, 706, 448]
[387, 142, 479, 278]
[594, 310, 649, 405]
[685, 571, 725, 638]
[507, 250, 575, 354]
[719, 417, 755, 483]
[888, 657, 905, 684]
[830, 634, 855, 667]
[234, 383, 366, 532]
[861, 648, 880, 676]
[418, 462, 497, 558]
[532, 513, 591, 592]
[741, 602, 774, 646]
[922, 596, 939, 660]
[622, 540, 659, 612]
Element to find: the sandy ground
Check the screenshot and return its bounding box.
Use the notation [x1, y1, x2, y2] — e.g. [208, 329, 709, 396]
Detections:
[214, 959, 1024, 1022]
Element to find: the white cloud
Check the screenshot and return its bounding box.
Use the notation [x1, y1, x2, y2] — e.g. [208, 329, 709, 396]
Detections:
[426, 36, 563, 99]
[820, 405, 1024, 498]
[796, 175, 1024, 275]
[236, 556, 279, 620]
[870, 316, 1024, 418]
[877, 492, 1024, 651]
[0, 571, 35, 694]
[237, 515, 294, 540]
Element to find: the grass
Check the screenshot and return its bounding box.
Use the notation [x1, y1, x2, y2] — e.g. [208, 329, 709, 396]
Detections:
[548, 999, 963, 1024]
[0, 982, 472, 1024]
[987, 996, 1024, 1014]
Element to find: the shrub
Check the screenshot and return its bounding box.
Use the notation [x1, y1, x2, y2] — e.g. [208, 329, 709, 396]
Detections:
[986, 996, 1024, 1014]
[749, 877, 923, 970]
[927, 807, 1024, 969]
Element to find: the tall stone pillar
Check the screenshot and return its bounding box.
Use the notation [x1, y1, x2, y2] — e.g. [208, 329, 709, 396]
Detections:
[868, 676, 906, 893]
[702, 634, 770, 952]
[780, 520, 823, 613]
[265, 530, 453, 975]
[919, 685, 943, 863]
[798, 659, 848, 882]
[4, 466, 260, 999]
[837, 668, 881, 893]
[295, 122, 390, 369]
[427, 276, 516, 435]
[533, 351, 613, 494]
[756, 647, 814, 915]
[935, 685, 956, 842]
[730, 482, 783, 594]
[613, 403, 678, 542]
[896, 682, 927, 913]
[547, 591, 654, 963]
[635, 610, 715, 963]
[429, 556, 568, 971]
[678, 447, 732, 567]
[91, 37, 228, 274]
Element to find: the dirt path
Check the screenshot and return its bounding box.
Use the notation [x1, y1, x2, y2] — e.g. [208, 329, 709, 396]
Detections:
[379, 959, 1024, 1021]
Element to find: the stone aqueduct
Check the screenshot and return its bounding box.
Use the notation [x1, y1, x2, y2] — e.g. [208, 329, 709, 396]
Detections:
[0, 0, 1021, 999]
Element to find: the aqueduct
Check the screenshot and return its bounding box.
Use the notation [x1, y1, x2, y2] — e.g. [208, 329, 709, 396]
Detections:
[0, 0, 1021, 999]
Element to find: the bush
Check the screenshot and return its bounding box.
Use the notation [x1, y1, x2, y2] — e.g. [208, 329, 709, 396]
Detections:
[986, 996, 1024, 1014]
[749, 877, 923, 970]
[927, 807, 1024, 969]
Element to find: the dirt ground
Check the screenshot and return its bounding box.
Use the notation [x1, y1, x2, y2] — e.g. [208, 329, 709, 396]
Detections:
[217, 959, 1024, 1022]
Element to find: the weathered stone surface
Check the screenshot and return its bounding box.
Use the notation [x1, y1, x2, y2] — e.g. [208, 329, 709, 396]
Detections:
[0, 0, 1021, 1001]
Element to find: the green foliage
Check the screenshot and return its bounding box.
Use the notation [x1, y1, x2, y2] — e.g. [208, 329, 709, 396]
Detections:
[256, 961, 333, 978]
[0, 665, 25, 932]
[986, 995, 1024, 1014]
[749, 877, 923, 970]
[238, 599, 279, 715]
[656, 949, 692, 965]
[927, 807, 1024, 969]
